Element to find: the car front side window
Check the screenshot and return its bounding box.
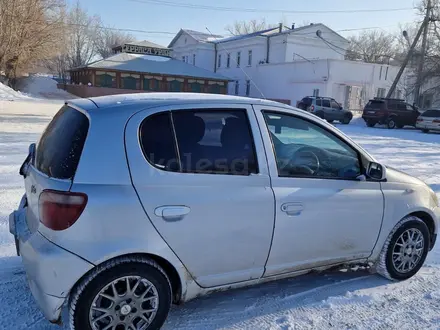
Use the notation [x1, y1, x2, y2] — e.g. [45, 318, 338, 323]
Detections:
[263, 111, 361, 179]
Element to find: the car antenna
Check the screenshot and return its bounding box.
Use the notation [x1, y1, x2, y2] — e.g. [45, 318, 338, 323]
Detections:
[205, 27, 266, 99]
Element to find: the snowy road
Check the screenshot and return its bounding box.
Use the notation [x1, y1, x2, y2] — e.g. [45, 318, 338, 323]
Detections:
[0, 100, 439, 330]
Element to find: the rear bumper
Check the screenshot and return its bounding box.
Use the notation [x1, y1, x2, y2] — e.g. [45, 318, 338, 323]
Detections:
[416, 122, 440, 131]
[362, 115, 386, 123]
[9, 197, 93, 323]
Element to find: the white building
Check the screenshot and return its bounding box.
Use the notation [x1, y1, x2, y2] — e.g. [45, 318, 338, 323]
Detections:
[169, 24, 409, 110]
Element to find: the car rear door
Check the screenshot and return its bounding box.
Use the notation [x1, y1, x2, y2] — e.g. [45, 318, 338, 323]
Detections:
[125, 103, 275, 288]
[21, 105, 89, 235]
[252, 105, 384, 276]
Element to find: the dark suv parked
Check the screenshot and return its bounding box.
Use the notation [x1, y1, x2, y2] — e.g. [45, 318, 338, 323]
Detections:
[297, 96, 353, 124]
[362, 98, 421, 129]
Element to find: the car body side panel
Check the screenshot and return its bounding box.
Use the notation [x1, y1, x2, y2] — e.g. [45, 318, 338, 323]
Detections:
[125, 103, 275, 288]
[369, 180, 439, 261]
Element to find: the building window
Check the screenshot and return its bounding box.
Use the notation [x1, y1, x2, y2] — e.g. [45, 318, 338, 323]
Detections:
[121, 73, 140, 90]
[246, 80, 250, 96]
[208, 81, 222, 94]
[377, 88, 386, 98]
[189, 80, 204, 93]
[379, 66, 383, 80]
[385, 67, 389, 80]
[313, 89, 320, 97]
[248, 50, 252, 66]
[144, 76, 161, 91]
[218, 54, 221, 68]
[167, 78, 184, 92]
[185, 56, 188, 63]
[182, 56, 185, 62]
[227, 53, 231, 68]
[234, 81, 239, 95]
[237, 52, 241, 67]
[193, 54, 196, 65]
[95, 71, 116, 88]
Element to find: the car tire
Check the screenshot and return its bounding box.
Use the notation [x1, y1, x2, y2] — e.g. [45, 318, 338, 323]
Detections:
[341, 114, 352, 125]
[387, 117, 397, 129]
[422, 129, 430, 133]
[69, 256, 172, 330]
[315, 111, 325, 119]
[366, 120, 376, 127]
[375, 215, 430, 281]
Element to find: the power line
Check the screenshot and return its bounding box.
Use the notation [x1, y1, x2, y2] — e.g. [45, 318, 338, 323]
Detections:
[128, 0, 414, 14]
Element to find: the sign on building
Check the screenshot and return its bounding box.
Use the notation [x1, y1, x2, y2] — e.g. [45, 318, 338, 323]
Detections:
[122, 44, 171, 57]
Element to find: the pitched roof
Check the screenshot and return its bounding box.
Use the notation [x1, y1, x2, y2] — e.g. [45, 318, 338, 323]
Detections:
[278, 23, 349, 43]
[211, 27, 280, 44]
[168, 29, 224, 48]
[72, 53, 230, 81]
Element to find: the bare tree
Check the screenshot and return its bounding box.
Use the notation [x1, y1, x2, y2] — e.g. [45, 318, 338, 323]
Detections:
[95, 27, 134, 59]
[0, 0, 66, 88]
[66, 0, 100, 68]
[345, 30, 398, 64]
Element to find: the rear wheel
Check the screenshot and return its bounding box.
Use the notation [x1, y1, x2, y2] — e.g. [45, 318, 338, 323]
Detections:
[70, 257, 172, 330]
[315, 111, 325, 119]
[366, 120, 376, 127]
[341, 114, 352, 125]
[375, 216, 429, 281]
[387, 117, 397, 129]
[422, 129, 430, 133]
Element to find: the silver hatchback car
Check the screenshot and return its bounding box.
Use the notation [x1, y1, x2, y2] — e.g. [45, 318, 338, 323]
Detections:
[9, 93, 440, 330]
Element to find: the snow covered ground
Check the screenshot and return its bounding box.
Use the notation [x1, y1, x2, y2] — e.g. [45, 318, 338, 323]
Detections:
[0, 101, 439, 330]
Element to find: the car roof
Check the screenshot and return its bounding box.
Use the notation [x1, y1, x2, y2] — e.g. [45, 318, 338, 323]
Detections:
[67, 93, 290, 113]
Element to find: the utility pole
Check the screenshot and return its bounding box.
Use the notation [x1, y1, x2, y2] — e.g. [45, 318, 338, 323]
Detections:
[386, 8, 431, 99]
[414, 0, 432, 106]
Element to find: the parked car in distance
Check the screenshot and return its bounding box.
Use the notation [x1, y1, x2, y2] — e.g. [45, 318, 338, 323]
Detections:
[297, 96, 353, 124]
[362, 97, 421, 129]
[10, 93, 439, 330]
[416, 109, 440, 133]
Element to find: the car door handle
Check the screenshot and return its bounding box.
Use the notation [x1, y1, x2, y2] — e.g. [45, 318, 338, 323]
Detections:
[154, 206, 190, 222]
[281, 203, 304, 216]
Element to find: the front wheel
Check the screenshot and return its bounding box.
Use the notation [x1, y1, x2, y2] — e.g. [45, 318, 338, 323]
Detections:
[375, 216, 430, 281]
[70, 257, 172, 330]
[341, 115, 352, 124]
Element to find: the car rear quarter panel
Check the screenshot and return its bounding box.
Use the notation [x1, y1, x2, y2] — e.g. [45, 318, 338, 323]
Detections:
[369, 182, 438, 260]
[39, 105, 190, 300]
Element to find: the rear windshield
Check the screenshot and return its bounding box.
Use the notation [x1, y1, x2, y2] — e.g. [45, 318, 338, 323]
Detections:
[365, 100, 385, 109]
[300, 97, 313, 105]
[422, 109, 440, 117]
[35, 105, 89, 179]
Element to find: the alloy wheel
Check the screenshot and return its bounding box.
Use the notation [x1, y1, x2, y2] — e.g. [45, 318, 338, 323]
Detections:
[391, 228, 425, 273]
[89, 276, 159, 330]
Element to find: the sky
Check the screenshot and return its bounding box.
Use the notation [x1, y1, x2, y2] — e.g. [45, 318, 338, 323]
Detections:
[69, 0, 422, 47]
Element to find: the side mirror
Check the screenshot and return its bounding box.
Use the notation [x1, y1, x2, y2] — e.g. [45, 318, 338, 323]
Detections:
[367, 162, 386, 181]
[19, 143, 36, 177]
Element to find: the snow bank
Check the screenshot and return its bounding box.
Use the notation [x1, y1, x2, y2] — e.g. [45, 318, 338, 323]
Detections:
[0, 82, 30, 101]
[19, 75, 74, 100]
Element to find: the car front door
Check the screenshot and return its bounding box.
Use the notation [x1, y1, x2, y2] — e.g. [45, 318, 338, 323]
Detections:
[125, 103, 275, 288]
[253, 106, 384, 276]
[407, 103, 420, 125]
[330, 99, 344, 121]
[321, 98, 332, 119]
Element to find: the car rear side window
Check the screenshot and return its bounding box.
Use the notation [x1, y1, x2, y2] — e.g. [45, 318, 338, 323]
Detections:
[35, 105, 89, 180]
[422, 109, 440, 117]
[172, 109, 258, 175]
[139, 112, 180, 172]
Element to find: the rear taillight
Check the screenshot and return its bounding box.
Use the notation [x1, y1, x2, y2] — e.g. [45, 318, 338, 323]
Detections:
[310, 105, 315, 111]
[39, 190, 87, 231]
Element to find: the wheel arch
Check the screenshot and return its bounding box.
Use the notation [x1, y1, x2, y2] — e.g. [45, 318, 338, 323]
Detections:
[410, 211, 437, 250]
[70, 253, 185, 306]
